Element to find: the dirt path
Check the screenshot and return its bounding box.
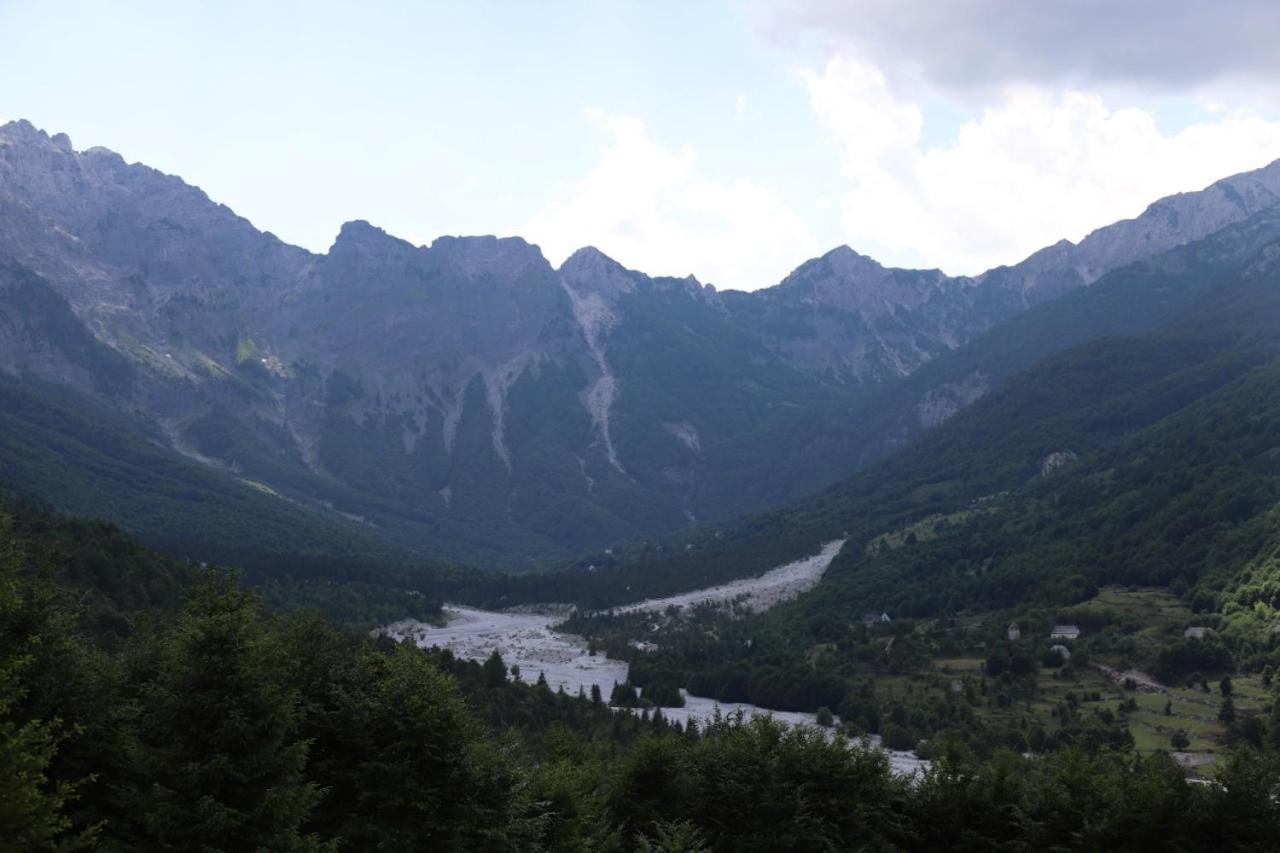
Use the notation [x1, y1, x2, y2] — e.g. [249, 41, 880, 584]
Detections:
[1094, 663, 1166, 693]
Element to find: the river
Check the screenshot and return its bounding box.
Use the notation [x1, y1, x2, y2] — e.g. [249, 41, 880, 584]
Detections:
[378, 539, 928, 775]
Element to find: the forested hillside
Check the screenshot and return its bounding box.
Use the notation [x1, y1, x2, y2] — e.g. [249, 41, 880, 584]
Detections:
[6, 501, 1280, 851]
[526, 208, 1280, 762]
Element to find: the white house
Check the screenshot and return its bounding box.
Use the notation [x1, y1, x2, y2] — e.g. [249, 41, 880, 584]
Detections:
[861, 611, 891, 626]
[1183, 626, 1212, 640]
[1007, 623, 1021, 641]
[1049, 625, 1081, 641]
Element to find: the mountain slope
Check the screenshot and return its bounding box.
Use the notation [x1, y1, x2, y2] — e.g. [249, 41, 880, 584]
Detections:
[0, 373, 433, 574]
[498, 207, 1280, 609]
[727, 156, 1280, 388]
[4, 117, 1280, 565]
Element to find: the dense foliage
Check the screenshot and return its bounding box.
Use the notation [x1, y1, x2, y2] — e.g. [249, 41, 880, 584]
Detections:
[8, 508, 1280, 851]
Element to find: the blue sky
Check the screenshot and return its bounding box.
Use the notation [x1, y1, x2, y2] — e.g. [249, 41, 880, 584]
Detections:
[3, 0, 1280, 290]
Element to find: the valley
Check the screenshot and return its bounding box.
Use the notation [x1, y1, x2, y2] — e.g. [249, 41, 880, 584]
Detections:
[7, 114, 1280, 850]
[380, 539, 928, 774]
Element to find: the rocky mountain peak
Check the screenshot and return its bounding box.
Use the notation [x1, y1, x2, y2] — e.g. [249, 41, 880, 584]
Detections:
[0, 118, 45, 143]
[329, 219, 416, 257]
[560, 246, 636, 298]
[770, 243, 948, 312]
[428, 234, 550, 279]
[1064, 157, 1280, 286]
[821, 243, 882, 267]
[775, 246, 889, 297]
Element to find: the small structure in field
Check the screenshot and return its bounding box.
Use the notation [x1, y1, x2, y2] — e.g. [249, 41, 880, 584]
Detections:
[1049, 625, 1081, 641]
[1007, 623, 1021, 641]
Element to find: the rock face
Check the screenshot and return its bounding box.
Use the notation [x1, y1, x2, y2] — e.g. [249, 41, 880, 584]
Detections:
[1040, 450, 1079, 476]
[724, 158, 1280, 392]
[915, 373, 991, 430]
[4, 118, 1280, 565]
[722, 247, 967, 385]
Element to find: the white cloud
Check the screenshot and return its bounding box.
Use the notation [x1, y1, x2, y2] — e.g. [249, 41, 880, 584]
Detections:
[734, 92, 748, 123]
[522, 111, 815, 290]
[761, 0, 1280, 94]
[801, 55, 1280, 274]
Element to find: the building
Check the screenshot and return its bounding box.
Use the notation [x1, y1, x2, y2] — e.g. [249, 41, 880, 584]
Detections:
[1183, 626, 1213, 640]
[861, 611, 891, 626]
[1007, 623, 1021, 641]
[1049, 625, 1081, 641]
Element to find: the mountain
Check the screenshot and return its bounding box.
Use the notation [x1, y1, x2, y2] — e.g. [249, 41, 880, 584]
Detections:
[725, 158, 1280, 388]
[4, 117, 1280, 565]
[523, 205, 1280, 729]
[499, 206, 1280, 607]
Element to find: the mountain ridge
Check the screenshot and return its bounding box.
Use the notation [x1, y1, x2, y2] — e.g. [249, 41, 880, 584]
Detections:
[5, 117, 1280, 565]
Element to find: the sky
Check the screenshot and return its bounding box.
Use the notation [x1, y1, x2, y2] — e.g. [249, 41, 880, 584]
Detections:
[3, 0, 1280, 291]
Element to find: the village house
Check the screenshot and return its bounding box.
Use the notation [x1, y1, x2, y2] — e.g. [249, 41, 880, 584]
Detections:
[1007, 623, 1021, 641]
[861, 611, 891, 626]
[1049, 625, 1081, 641]
[1183, 626, 1213, 639]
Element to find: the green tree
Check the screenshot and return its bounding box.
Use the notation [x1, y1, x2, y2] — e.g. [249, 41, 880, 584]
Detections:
[0, 559, 96, 851]
[482, 649, 507, 688]
[131, 572, 328, 851]
[311, 644, 516, 850]
[636, 819, 710, 853]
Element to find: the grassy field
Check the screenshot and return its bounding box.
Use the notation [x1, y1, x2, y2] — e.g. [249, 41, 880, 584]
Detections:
[864, 510, 982, 554]
[900, 585, 1275, 771]
[1071, 586, 1190, 629]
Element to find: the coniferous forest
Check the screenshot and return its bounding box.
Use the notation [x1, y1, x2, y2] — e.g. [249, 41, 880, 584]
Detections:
[7, 501, 1280, 852]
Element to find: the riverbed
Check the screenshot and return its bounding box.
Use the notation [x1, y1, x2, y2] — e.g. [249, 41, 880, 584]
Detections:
[378, 539, 928, 775]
